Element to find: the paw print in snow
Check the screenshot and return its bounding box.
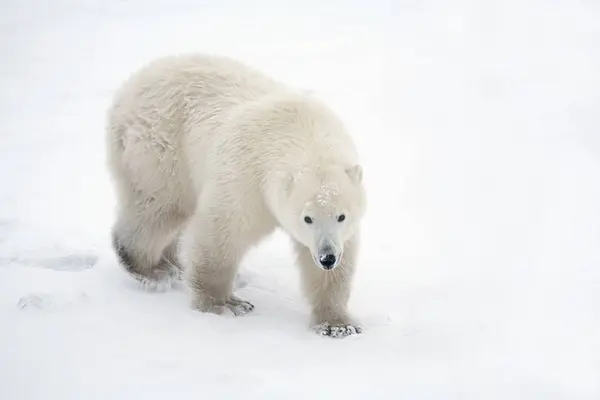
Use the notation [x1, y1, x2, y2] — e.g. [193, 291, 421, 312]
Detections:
[17, 292, 88, 311]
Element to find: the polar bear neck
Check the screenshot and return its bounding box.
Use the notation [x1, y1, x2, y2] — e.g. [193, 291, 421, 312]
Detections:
[246, 91, 359, 170]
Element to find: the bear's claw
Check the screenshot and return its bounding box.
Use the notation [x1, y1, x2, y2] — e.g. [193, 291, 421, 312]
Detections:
[314, 322, 363, 338]
[192, 295, 255, 317]
[226, 296, 254, 316]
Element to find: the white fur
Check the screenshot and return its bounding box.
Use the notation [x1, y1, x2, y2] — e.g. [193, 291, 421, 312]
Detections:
[106, 54, 367, 337]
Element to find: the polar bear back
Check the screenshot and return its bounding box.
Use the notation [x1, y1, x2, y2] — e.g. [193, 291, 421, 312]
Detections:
[107, 54, 359, 208]
[109, 54, 283, 143]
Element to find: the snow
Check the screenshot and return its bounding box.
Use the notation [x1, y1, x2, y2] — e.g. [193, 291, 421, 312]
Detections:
[1, 0, 600, 398]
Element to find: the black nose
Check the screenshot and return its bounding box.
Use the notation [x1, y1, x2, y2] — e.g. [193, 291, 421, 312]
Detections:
[319, 254, 337, 269]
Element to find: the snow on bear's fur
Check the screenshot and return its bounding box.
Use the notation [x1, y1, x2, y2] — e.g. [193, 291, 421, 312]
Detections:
[106, 54, 367, 337]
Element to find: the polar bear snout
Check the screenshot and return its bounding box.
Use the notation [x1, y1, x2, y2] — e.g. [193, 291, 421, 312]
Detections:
[318, 253, 337, 270]
[314, 242, 342, 271]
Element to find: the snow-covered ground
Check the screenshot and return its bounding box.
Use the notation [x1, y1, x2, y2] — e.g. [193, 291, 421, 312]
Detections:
[1, 0, 599, 398]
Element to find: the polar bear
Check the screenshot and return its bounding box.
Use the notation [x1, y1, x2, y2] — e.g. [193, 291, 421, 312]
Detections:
[106, 54, 367, 337]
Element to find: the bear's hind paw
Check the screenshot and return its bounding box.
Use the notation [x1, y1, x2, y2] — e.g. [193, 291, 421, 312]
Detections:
[134, 272, 176, 292]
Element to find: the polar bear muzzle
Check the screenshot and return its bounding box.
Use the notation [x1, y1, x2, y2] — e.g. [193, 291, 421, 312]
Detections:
[318, 253, 337, 270]
[314, 242, 342, 271]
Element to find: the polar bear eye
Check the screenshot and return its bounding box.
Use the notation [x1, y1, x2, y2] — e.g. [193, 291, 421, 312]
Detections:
[304, 216, 313, 224]
[337, 214, 346, 222]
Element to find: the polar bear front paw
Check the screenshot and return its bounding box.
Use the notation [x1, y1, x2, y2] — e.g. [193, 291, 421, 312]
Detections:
[225, 295, 254, 316]
[192, 294, 254, 317]
[313, 322, 363, 338]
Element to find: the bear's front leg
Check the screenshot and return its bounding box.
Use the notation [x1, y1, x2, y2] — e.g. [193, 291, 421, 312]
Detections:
[294, 234, 363, 338]
[186, 207, 255, 317]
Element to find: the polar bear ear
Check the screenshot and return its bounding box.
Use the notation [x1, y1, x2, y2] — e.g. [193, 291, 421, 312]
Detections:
[346, 164, 363, 185]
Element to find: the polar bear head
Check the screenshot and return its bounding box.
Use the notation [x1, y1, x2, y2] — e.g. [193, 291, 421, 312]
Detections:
[275, 165, 366, 270]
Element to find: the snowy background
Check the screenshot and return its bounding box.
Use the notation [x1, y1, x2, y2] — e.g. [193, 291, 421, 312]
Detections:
[1, 0, 599, 398]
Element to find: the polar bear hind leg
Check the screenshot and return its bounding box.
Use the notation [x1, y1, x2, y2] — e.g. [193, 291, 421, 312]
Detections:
[111, 189, 190, 291]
